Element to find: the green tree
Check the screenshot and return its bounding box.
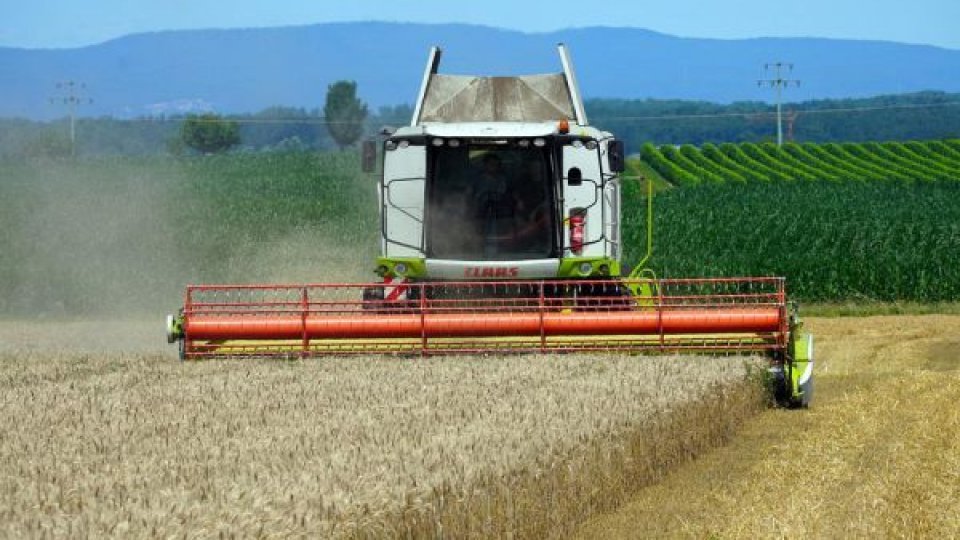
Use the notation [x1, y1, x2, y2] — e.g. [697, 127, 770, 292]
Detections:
[324, 81, 368, 150]
[180, 114, 240, 154]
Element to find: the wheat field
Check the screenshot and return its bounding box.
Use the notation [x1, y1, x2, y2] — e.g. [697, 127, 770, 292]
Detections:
[0, 321, 763, 538]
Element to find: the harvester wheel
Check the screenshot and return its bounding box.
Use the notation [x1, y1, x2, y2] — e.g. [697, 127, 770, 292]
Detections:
[769, 367, 807, 409]
[567, 281, 634, 311]
[362, 285, 420, 314]
[768, 365, 792, 408]
[361, 286, 385, 311]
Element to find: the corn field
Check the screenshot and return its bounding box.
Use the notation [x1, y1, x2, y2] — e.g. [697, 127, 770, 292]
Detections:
[623, 180, 960, 301]
[628, 139, 960, 302]
[640, 139, 960, 185]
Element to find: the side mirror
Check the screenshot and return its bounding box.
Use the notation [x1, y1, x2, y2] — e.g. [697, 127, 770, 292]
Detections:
[608, 139, 626, 173]
[567, 167, 583, 186]
[361, 140, 377, 173]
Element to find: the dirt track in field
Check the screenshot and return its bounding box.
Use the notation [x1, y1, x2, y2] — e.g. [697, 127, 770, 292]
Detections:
[576, 315, 960, 538]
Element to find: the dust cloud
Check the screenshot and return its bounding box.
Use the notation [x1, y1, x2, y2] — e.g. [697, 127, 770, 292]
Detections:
[0, 160, 183, 318]
[222, 225, 375, 284]
[0, 158, 376, 327]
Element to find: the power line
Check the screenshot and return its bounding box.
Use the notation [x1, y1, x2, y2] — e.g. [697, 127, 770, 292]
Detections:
[150, 116, 364, 126]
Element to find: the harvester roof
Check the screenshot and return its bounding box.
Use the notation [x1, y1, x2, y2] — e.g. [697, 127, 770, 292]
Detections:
[411, 45, 589, 127]
[418, 74, 576, 124]
[392, 122, 609, 140]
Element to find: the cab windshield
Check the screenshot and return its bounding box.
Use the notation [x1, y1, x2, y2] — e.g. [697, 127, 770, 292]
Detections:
[426, 145, 556, 260]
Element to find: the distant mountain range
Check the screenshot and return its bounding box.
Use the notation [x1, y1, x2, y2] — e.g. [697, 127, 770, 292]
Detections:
[2, 22, 959, 120]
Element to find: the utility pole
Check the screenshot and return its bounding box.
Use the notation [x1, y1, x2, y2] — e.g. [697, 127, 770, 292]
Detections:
[757, 63, 800, 146]
[50, 80, 93, 157]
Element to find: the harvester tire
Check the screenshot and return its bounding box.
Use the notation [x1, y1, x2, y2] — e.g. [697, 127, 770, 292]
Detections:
[768, 366, 796, 408]
[361, 286, 385, 311]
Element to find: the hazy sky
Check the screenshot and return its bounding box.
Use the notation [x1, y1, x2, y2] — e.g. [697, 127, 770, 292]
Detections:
[2, 0, 959, 50]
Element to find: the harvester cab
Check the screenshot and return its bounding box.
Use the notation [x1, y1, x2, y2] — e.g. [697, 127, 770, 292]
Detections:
[166, 44, 813, 408]
[366, 45, 626, 286]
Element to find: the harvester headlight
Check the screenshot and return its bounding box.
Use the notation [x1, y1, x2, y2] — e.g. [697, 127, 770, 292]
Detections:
[394, 262, 408, 275]
[517, 139, 530, 148]
[431, 138, 444, 147]
[533, 138, 546, 147]
[448, 139, 461, 147]
[598, 264, 610, 275]
[385, 140, 398, 151]
[585, 140, 598, 150]
[571, 140, 583, 148]
[398, 140, 410, 149]
[579, 262, 593, 275]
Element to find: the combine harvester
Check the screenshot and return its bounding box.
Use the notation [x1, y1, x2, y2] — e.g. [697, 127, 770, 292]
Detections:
[165, 45, 813, 407]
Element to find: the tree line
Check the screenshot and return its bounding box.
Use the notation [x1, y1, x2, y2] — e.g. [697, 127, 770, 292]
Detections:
[592, 91, 960, 148]
[1, 90, 957, 158]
